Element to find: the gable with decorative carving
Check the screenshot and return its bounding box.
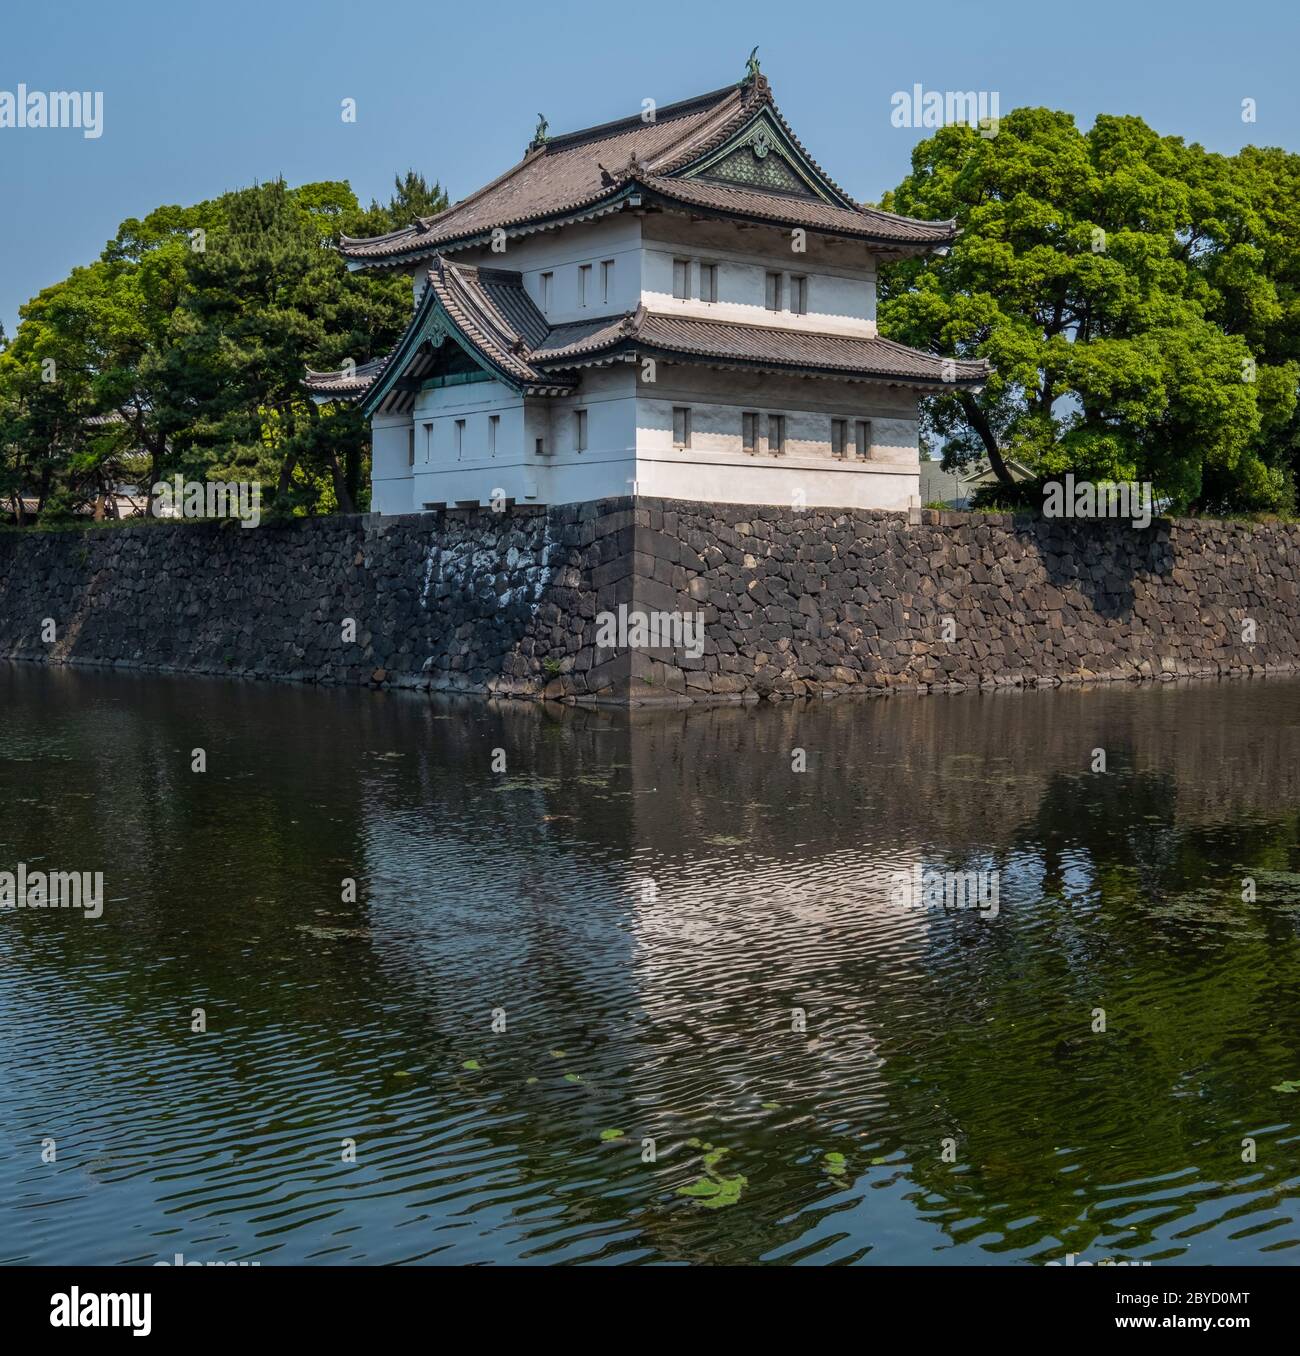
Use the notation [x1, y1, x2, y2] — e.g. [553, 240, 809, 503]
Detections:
[675, 109, 855, 207]
[700, 139, 811, 196]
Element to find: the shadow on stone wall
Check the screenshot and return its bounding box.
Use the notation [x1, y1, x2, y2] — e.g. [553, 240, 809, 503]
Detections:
[2, 497, 1297, 705]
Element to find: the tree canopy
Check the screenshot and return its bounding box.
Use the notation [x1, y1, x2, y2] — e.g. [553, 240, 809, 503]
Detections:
[4, 110, 1299, 525]
[0, 172, 442, 523]
[878, 109, 1300, 514]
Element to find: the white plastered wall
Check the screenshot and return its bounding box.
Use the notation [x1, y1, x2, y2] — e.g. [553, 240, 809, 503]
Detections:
[370, 211, 924, 512]
[632, 364, 921, 511]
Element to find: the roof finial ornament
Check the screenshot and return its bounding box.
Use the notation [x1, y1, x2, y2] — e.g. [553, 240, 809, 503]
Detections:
[744, 46, 760, 83]
[531, 113, 550, 150]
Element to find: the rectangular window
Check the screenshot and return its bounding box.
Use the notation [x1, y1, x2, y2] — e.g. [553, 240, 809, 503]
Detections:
[578, 263, 592, 307]
[575, 408, 588, 451]
[454, 418, 465, 459]
[540, 271, 553, 308]
[407, 426, 415, 467]
[699, 262, 717, 303]
[601, 259, 614, 303]
[742, 411, 758, 455]
[672, 406, 692, 449]
[535, 435, 547, 457]
[673, 258, 691, 300]
[855, 419, 871, 459]
[831, 418, 847, 459]
[767, 414, 785, 455]
[765, 271, 783, 311]
[423, 422, 433, 461]
[791, 275, 808, 315]
[488, 414, 499, 456]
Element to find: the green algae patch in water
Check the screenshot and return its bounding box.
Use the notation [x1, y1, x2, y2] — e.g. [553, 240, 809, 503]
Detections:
[492, 776, 564, 793]
[1271, 1079, 1300, 1093]
[461, 1059, 481, 1071]
[599, 1128, 625, 1141]
[677, 1139, 748, 1210]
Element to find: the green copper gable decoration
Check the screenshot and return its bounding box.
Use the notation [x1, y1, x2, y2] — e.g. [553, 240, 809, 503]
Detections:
[674, 106, 855, 207]
[702, 139, 807, 196]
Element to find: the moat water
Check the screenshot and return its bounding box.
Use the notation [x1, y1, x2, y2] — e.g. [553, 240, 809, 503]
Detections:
[1, 663, 1298, 1265]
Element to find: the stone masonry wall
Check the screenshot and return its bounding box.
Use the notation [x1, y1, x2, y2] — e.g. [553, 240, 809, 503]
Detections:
[1, 497, 1298, 705]
[0, 507, 607, 696]
[610, 501, 1300, 701]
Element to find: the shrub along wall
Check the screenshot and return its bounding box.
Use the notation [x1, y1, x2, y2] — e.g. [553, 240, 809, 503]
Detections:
[0, 499, 1297, 704]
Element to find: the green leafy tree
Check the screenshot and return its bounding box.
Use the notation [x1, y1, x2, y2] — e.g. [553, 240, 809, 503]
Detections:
[1, 174, 417, 523]
[1192, 144, 1300, 511]
[348, 170, 450, 240]
[162, 178, 409, 514]
[0, 267, 108, 520]
[879, 110, 1298, 514]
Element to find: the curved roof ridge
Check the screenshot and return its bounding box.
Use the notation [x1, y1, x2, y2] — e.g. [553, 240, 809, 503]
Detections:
[532, 308, 991, 385]
[408, 145, 549, 236]
[302, 353, 391, 398]
[759, 86, 859, 209]
[638, 175, 955, 244]
[337, 73, 959, 266]
[643, 80, 760, 174]
[544, 82, 741, 153]
[436, 259, 528, 358]
[866, 331, 991, 372]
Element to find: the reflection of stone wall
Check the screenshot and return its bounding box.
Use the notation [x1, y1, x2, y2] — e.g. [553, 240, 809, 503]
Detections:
[616, 680, 1300, 852]
[2, 497, 1298, 703]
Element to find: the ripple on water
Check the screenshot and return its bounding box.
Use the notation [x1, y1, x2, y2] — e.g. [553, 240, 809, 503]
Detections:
[1, 665, 1299, 1264]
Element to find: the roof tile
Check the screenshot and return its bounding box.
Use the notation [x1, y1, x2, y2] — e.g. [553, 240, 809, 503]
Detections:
[338, 77, 955, 263]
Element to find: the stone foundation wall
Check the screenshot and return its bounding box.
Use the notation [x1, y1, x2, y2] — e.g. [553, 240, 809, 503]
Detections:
[0, 508, 592, 694]
[610, 501, 1300, 701]
[1, 498, 1297, 704]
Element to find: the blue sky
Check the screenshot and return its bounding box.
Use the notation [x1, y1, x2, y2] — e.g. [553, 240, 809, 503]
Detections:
[3, 0, 1298, 336]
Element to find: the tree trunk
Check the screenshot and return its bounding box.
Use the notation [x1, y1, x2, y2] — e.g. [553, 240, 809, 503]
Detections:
[276, 450, 299, 508]
[344, 440, 362, 512]
[327, 447, 356, 516]
[957, 393, 1015, 485]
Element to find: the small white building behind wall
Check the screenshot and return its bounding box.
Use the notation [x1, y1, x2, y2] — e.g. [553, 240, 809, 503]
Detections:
[305, 57, 990, 513]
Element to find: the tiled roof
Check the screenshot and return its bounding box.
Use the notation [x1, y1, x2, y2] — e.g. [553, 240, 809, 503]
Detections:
[426, 258, 560, 386]
[338, 76, 956, 265]
[638, 176, 953, 245]
[305, 260, 578, 409]
[339, 84, 749, 264]
[531, 315, 633, 360]
[536, 308, 992, 385]
[303, 355, 390, 397]
[305, 254, 989, 404]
